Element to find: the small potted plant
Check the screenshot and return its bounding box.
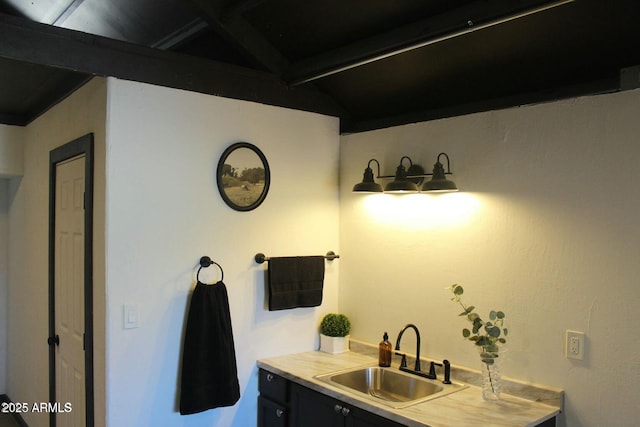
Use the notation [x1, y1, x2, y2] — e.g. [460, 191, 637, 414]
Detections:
[319, 313, 351, 354]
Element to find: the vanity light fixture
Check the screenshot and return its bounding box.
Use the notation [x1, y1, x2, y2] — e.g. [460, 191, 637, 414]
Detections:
[352, 152, 458, 193]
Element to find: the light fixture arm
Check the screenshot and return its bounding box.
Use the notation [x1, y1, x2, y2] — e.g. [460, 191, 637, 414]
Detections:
[376, 154, 452, 179]
[367, 158, 381, 176]
[437, 152, 452, 174]
[399, 156, 412, 169]
[377, 156, 414, 179]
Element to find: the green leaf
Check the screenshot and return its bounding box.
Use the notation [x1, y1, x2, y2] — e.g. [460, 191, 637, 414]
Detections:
[485, 343, 499, 353]
[452, 285, 464, 296]
[503, 328, 509, 336]
[496, 311, 505, 319]
[476, 336, 492, 346]
[462, 329, 471, 338]
[488, 326, 501, 338]
[489, 310, 497, 320]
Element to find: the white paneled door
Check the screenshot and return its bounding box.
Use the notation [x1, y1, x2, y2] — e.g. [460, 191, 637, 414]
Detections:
[54, 155, 86, 427]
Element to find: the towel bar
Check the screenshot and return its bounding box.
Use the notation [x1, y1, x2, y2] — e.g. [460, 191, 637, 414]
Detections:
[254, 251, 339, 264]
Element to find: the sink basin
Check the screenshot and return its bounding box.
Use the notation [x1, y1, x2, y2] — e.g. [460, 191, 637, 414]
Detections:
[315, 366, 467, 408]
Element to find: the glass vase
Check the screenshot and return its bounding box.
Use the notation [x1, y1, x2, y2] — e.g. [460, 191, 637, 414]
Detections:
[478, 348, 505, 400]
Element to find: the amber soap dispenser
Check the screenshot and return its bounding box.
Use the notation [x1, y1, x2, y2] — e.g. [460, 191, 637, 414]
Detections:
[378, 332, 392, 367]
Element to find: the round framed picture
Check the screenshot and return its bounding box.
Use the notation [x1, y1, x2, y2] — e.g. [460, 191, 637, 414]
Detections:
[216, 142, 270, 211]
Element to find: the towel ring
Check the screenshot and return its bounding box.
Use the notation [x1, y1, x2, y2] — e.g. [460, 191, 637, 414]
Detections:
[197, 256, 224, 284]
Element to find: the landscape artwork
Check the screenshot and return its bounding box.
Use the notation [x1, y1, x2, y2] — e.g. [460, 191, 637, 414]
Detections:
[217, 142, 270, 211]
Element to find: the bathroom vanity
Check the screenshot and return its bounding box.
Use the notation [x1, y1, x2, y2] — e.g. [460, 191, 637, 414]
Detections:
[257, 350, 560, 427]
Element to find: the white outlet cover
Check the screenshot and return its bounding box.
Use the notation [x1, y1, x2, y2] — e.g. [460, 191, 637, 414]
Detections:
[565, 330, 585, 360]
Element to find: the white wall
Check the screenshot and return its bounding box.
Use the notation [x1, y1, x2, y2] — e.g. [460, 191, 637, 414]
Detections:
[339, 89, 640, 427]
[0, 124, 24, 178]
[104, 78, 340, 426]
[0, 178, 8, 394]
[7, 78, 107, 427]
[0, 125, 24, 391]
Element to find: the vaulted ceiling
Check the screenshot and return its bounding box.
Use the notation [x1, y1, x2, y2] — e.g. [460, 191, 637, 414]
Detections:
[1, 0, 639, 133]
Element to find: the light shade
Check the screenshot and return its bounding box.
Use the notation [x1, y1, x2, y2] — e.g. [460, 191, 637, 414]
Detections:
[353, 159, 383, 193]
[422, 153, 458, 192]
[385, 156, 418, 193]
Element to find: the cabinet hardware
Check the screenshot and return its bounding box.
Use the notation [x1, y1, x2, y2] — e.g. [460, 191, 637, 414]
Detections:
[334, 404, 351, 417]
[275, 409, 283, 417]
[266, 373, 274, 382]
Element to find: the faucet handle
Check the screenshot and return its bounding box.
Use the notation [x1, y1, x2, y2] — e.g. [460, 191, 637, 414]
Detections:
[428, 361, 442, 380]
[399, 353, 408, 368]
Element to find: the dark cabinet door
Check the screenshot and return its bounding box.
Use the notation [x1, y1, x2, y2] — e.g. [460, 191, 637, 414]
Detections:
[346, 406, 407, 427]
[535, 417, 556, 427]
[258, 396, 287, 427]
[259, 369, 288, 402]
[290, 383, 345, 427]
[290, 383, 407, 427]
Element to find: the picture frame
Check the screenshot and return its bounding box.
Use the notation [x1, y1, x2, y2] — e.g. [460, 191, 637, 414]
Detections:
[216, 142, 270, 211]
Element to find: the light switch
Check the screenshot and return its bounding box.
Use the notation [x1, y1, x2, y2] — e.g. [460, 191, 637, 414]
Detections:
[124, 304, 140, 329]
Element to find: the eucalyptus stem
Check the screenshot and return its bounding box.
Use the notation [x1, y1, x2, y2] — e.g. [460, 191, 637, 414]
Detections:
[448, 284, 508, 353]
[485, 357, 496, 395]
[448, 284, 508, 399]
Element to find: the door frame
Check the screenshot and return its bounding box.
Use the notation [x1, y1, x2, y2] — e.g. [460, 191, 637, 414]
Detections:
[48, 133, 95, 427]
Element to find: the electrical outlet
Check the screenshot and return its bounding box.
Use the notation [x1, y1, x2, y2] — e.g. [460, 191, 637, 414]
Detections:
[565, 330, 585, 360]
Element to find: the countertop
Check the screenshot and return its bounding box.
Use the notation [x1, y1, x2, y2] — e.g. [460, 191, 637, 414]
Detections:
[257, 350, 560, 427]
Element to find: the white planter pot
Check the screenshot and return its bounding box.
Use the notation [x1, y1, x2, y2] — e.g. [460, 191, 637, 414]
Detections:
[319, 334, 350, 354]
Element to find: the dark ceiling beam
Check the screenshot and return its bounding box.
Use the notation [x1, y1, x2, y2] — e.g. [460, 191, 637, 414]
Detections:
[342, 72, 621, 134]
[287, 0, 575, 85]
[185, 0, 288, 76]
[151, 18, 209, 50]
[0, 13, 346, 119]
[0, 112, 28, 127]
[0, 2, 25, 18]
[221, 0, 268, 22]
[25, 74, 94, 125]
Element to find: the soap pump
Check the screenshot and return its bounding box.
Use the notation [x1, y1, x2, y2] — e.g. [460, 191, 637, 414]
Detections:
[378, 332, 392, 367]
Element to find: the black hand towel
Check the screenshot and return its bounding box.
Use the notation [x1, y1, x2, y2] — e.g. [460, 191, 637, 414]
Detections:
[268, 256, 325, 311]
[180, 281, 240, 415]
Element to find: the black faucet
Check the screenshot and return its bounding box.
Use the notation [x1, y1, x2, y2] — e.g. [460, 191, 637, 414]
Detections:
[395, 324, 451, 382]
[395, 323, 442, 379]
[395, 324, 422, 372]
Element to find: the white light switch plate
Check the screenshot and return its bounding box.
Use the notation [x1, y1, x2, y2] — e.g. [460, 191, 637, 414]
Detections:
[124, 304, 140, 329]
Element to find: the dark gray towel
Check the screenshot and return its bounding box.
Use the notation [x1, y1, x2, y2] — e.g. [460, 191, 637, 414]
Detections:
[268, 256, 325, 311]
[180, 281, 240, 415]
